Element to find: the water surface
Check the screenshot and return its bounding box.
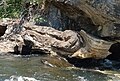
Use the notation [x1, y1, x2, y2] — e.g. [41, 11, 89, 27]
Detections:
[0, 55, 120, 81]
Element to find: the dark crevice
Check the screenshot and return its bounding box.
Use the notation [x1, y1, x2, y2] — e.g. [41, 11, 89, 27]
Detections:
[66, 57, 102, 69]
[107, 42, 120, 60]
[0, 25, 7, 37]
[31, 49, 49, 55]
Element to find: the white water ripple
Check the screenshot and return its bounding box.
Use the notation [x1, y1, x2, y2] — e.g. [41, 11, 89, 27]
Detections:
[4, 75, 40, 81]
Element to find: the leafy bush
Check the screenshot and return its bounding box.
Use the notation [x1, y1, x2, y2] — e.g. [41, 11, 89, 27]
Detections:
[0, 0, 43, 18]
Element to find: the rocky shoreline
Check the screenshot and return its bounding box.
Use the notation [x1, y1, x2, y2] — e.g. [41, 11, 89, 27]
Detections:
[0, 0, 120, 69]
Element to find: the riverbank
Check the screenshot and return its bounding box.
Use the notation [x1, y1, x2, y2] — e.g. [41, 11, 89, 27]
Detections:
[0, 18, 120, 70]
[0, 54, 120, 81]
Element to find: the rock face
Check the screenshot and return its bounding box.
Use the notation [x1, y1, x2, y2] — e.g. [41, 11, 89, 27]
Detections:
[0, 0, 120, 59]
[43, 0, 120, 38]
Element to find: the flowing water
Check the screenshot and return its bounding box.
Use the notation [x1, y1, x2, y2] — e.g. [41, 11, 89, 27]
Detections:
[0, 55, 120, 81]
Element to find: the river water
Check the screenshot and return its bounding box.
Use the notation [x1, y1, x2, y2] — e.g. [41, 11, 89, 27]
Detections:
[0, 55, 120, 81]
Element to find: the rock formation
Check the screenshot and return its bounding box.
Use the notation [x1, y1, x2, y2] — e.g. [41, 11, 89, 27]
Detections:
[0, 0, 120, 59]
[0, 20, 114, 59]
[43, 0, 120, 38]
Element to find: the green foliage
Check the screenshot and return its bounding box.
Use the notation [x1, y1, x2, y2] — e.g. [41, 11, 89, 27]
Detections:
[0, 0, 23, 18]
[35, 16, 47, 23]
[0, 0, 43, 18]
